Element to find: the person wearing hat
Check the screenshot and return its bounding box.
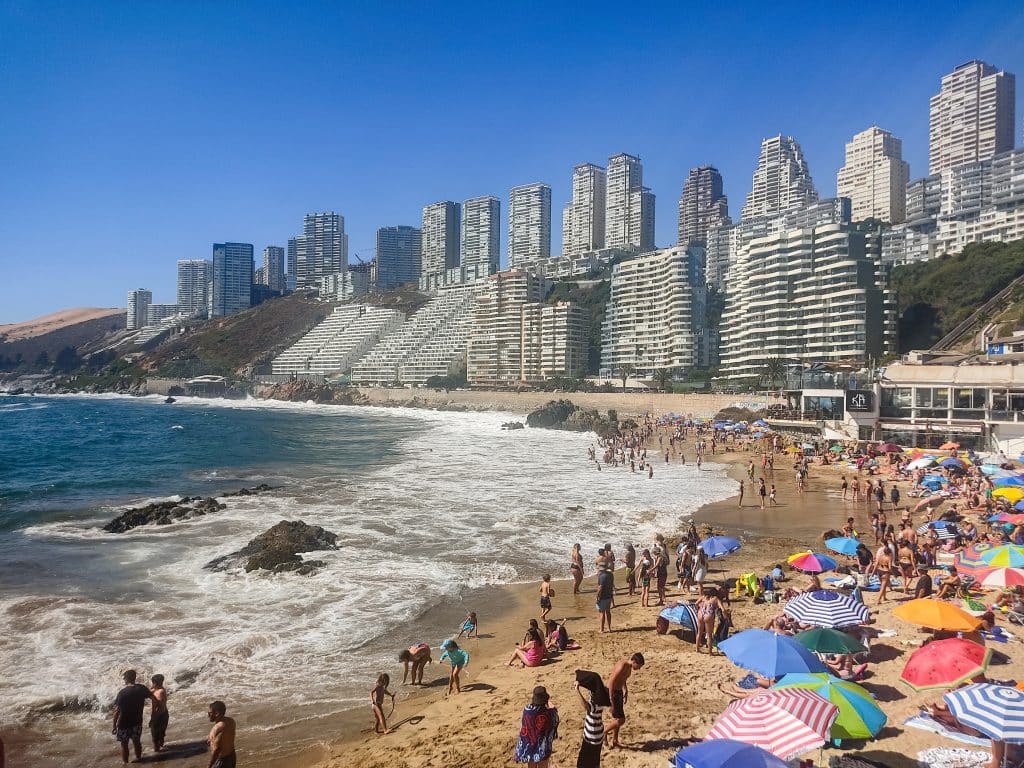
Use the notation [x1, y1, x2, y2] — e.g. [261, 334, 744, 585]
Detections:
[513, 686, 559, 766]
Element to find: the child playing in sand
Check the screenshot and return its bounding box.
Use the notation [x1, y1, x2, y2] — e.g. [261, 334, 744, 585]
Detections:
[370, 673, 395, 734]
[439, 639, 469, 696]
[540, 575, 554, 621]
[457, 611, 479, 639]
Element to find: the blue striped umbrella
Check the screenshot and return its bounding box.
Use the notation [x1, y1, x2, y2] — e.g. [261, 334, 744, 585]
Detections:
[943, 684, 1024, 742]
[783, 590, 870, 628]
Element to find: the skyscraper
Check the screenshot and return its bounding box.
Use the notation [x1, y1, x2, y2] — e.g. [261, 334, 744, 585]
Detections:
[376, 225, 422, 290]
[211, 242, 254, 318]
[605, 153, 655, 251]
[126, 288, 152, 330]
[293, 212, 348, 289]
[929, 60, 1015, 175]
[561, 163, 606, 256]
[740, 135, 818, 220]
[508, 183, 552, 268]
[176, 259, 211, 318]
[837, 127, 910, 224]
[677, 166, 730, 245]
[461, 195, 500, 276]
[421, 201, 461, 279]
[260, 246, 286, 293]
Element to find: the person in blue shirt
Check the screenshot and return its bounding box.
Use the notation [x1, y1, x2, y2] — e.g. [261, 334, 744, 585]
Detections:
[439, 639, 469, 696]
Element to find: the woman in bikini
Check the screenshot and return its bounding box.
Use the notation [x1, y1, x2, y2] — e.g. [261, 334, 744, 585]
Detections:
[694, 588, 721, 654]
[638, 549, 653, 607]
[569, 543, 584, 594]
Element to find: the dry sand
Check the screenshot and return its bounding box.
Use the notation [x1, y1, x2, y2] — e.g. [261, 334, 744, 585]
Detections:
[0, 307, 121, 340]
[289, 445, 1024, 768]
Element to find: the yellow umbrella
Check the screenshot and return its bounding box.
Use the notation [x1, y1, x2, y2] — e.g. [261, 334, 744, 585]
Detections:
[892, 599, 982, 632]
[993, 487, 1024, 503]
[785, 446, 801, 453]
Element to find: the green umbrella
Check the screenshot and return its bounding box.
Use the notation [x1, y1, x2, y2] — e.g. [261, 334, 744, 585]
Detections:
[794, 628, 867, 655]
[829, 445, 844, 453]
[773, 673, 886, 740]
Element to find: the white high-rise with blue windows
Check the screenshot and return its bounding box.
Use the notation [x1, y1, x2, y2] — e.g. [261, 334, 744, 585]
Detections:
[211, 242, 253, 318]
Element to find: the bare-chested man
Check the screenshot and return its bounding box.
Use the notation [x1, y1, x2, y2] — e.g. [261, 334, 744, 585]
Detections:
[207, 701, 236, 768]
[605, 653, 644, 748]
[398, 643, 432, 685]
[149, 674, 168, 752]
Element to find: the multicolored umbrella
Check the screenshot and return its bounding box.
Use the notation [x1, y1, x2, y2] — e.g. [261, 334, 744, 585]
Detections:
[773, 673, 886, 740]
[700, 536, 741, 559]
[706, 690, 838, 760]
[892, 598, 983, 631]
[824, 537, 861, 557]
[783, 590, 870, 628]
[900, 638, 993, 691]
[787, 551, 838, 574]
[981, 568, 1024, 589]
[944, 684, 1024, 743]
[718, 629, 828, 678]
[907, 457, 937, 470]
[957, 542, 998, 578]
[673, 739, 789, 768]
[991, 512, 1024, 525]
[980, 545, 1024, 568]
[793, 628, 867, 655]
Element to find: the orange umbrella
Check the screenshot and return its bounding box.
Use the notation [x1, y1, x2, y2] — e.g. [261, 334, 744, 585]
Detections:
[892, 599, 983, 632]
[939, 442, 960, 450]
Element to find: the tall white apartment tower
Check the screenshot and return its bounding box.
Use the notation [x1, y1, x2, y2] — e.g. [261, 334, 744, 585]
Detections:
[126, 289, 152, 330]
[561, 163, 607, 256]
[837, 127, 911, 224]
[260, 246, 286, 293]
[421, 201, 461, 278]
[461, 195, 501, 275]
[293, 212, 348, 288]
[176, 259, 211, 317]
[508, 183, 552, 268]
[740, 135, 818, 220]
[929, 60, 1016, 175]
[606, 153, 655, 250]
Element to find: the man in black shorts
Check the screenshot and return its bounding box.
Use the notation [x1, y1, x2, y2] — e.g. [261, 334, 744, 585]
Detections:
[605, 653, 644, 748]
[112, 669, 153, 764]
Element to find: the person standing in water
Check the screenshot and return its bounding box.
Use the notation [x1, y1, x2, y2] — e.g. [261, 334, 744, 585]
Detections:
[370, 673, 396, 734]
[206, 701, 236, 768]
[111, 669, 153, 765]
[148, 674, 168, 753]
[570, 544, 584, 594]
[398, 643, 432, 685]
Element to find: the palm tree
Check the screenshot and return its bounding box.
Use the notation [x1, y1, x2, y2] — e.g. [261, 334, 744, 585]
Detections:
[618, 363, 636, 391]
[763, 357, 786, 391]
[653, 368, 673, 393]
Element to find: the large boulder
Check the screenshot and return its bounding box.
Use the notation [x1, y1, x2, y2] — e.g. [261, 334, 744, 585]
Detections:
[103, 485, 277, 533]
[526, 399, 618, 437]
[525, 399, 577, 428]
[205, 520, 338, 575]
[260, 381, 367, 405]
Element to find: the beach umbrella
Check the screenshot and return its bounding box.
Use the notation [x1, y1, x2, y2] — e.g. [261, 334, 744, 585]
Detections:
[829, 445, 844, 453]
[900, 638, 993, 691]
[940, 457, 966, 470]
[993, 476, 1024, 487]
[940, 442, 961, 450]
[907, 457, 937, 469]
[773, 673, 886, 740]
[783, 590, 870, 628]
[981, 463, 1006, 475]
[824, 537, 861, 557]
[801, 442, 815, 449]
[994, 487, 1024, 503]
[659, 602, 698, 631]
[784, 446, 801, 453]
[700, 536, 741, 559]
[916, 521, 958, 540]
[892, 598, 983, 631]
[994, 511, 1024, 523]
[1013, 500, 1024, 511]
[793, 628, 867, 655]
[880, 443, 903, 453]
[912, 495, 946, 515]
[787, 551, 838, 574]
[943, 684, 1024, 743]
[981, 545, 1024, 568]
[982, 568, 1024, 589]
[673, 739, 789, 768]
[706, 689, 838, 760]
[718, 629, 828, 678]
[957, 543, 998, 578]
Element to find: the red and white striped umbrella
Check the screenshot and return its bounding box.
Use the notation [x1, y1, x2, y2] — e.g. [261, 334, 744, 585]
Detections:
[706, 689, 839, 760]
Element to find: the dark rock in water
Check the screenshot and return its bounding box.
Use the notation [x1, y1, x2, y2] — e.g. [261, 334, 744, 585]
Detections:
[103, 484, 277, 533]
[525, 399, 617, 437]
[501, 421, 525, 430]
[27, 694, 101, 719]
[204, 520, 338, 575]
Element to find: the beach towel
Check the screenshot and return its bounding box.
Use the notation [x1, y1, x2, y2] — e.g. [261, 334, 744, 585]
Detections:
[903, 714, 990, 746]
[915, 747, 990, 768]
[827, 574, 880, 591]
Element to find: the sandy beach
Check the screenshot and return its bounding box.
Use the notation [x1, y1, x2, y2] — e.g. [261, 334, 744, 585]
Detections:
[285, 442, 1024, 768]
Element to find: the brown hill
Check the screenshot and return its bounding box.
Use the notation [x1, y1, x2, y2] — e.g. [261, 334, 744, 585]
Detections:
[0, 311, 127, 370]
[0, 308, 122, 341]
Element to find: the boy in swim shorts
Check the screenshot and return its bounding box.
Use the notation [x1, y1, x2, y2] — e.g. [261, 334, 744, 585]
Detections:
[540, 574, 554, 621]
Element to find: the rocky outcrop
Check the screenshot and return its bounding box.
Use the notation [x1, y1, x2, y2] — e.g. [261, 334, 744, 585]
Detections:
[525, 399, 618, 437]
[103, 484, 278, 533]
[258, 380, 368, 405]
[204, 520, 338, 575]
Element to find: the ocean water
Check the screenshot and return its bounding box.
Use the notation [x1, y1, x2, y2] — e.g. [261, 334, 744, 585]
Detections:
[0, 394, 734, 765]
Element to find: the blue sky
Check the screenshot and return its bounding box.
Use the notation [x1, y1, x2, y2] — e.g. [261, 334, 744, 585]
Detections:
[2, 1, 1023, 323]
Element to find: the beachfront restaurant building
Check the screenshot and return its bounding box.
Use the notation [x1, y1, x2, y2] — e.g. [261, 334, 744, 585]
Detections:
[765, 358, 1024, 453]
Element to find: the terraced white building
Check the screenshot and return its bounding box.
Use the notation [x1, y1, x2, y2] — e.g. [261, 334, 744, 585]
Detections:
[271, 304, 404, 375]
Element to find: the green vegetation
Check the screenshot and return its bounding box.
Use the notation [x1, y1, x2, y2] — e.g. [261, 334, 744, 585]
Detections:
[63, 357, 147, 391]
[546, 280, 609, 373]
[893, 238, 1024, 351]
